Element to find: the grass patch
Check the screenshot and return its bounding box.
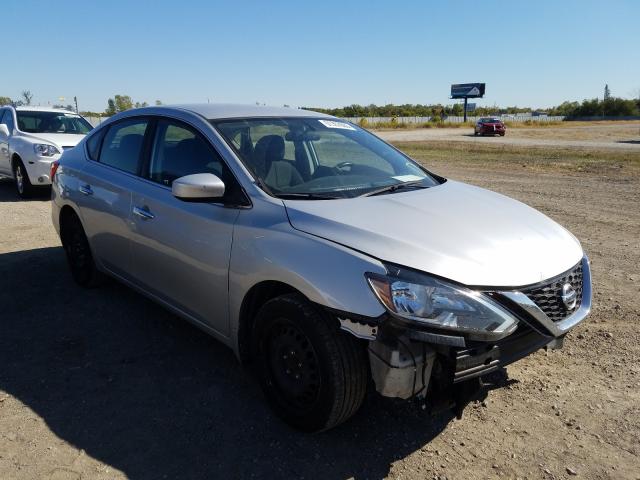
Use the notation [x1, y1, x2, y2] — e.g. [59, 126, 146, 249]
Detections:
[368, 119, 640, 131]
[391, 140, 640, 174]
[371, 121, 474, 130]
[503, 120, 564, 128]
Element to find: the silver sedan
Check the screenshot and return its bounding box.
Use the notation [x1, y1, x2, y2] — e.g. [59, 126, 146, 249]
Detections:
[51, 104, 590, 431]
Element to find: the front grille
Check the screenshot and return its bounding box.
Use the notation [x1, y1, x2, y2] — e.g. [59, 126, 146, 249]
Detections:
[521, 262, 583, 322]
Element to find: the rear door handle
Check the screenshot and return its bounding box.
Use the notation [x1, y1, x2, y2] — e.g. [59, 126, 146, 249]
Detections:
[132, 206, 155, 220]
[79, 184, 93, 195]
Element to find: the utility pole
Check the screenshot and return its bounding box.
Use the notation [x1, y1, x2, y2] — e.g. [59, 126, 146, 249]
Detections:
[74, 96, 78, 113]
[463, 97, 468, 122]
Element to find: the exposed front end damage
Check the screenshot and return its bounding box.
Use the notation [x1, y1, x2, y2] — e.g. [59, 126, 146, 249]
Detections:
[338, 256, 592, 416]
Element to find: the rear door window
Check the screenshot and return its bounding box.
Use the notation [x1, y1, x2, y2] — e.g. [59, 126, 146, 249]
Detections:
[86, 128, 107, 161]
[99, 119, 149, 175]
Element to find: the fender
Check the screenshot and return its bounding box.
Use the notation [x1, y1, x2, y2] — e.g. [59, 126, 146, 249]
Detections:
[228, 196, 387, 357]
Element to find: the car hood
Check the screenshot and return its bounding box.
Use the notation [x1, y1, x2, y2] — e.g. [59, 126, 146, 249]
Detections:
[283, 180, 583, 287]
[23, 132, 85, 148]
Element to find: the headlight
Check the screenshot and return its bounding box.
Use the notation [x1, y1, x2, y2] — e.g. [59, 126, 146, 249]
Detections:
[366, 267, 517, 339]
[33, 144, 61, 157]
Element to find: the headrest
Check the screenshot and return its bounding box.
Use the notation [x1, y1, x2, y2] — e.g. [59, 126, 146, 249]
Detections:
[119, 134, 143, 154]
[257, 135, 284, 159]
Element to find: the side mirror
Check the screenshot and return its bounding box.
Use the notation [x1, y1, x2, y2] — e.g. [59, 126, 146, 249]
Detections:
[172, 173, 225, 201]
[0, 124, 9, 139]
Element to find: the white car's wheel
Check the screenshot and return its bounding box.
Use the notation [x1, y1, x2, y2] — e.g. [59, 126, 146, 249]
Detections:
[12, 158, 35, 198]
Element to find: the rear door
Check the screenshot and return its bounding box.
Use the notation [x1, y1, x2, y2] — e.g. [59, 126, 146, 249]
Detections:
[128, 118, 242, 336]
[77, 117, 150, 278]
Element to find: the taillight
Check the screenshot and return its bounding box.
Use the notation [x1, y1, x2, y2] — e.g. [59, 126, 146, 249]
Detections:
[50, 161, 60, 181]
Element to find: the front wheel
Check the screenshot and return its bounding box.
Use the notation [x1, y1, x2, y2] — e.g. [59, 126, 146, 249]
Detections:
[13, 159, 35, 198]
[253, 294, 368, 432]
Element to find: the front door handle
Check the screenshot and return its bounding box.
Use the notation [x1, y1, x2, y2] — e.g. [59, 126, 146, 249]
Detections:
[132, 206, 155, 220]
[79, 184, 93, 196]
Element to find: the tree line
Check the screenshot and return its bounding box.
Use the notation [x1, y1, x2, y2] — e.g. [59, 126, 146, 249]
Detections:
[307, 96, 640, 119]
[2, 90, 639, 119]
[0, 92, 162, 117]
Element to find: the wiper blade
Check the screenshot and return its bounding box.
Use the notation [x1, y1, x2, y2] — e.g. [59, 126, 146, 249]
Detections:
[361, 181, 429, 197]
[275, 192, 341, 200]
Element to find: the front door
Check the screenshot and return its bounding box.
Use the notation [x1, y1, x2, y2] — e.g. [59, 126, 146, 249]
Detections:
[0, 109, 14, 175]
[129, 118, 241, 336]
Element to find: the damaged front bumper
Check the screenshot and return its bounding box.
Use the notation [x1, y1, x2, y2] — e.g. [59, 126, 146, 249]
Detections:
[341, 256, 592, 409]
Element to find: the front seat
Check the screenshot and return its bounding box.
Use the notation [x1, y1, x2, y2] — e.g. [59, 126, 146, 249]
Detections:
[252, 135, 303, 190]
[161, 138, 219, 185]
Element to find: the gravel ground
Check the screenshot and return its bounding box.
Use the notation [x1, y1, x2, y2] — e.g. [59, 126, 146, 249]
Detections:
[0, 153, 639, 480]
[377, 123, 640, 151]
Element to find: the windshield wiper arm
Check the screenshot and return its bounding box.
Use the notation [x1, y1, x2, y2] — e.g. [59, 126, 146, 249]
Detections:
[275, 192, 341, 200]
[361, 181, 429, 197]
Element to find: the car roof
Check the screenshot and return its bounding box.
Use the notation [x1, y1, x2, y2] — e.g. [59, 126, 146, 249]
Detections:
[170, 103, 332, 120]
[15, 106, 79, 114]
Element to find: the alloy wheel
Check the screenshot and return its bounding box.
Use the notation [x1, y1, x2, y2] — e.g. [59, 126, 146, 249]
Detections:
[15, 164, 24, 194]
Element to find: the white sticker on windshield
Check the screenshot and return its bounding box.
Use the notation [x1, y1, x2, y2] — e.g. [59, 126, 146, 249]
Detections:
[392, 175, 423, 182]
[318, 120, 356, 130]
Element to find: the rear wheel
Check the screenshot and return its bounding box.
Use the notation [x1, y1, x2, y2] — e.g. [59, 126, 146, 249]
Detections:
[13, 159, 35, 198]
[253, 293, 368, 432]
[61, 213, 103, 287]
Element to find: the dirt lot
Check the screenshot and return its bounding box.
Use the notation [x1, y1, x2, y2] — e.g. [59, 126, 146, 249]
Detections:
[377, 122, 640, 151]
[1, 140, 639, 479]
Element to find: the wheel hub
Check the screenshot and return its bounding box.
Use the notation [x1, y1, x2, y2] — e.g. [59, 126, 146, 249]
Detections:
[69, 231, 88, 269]
[267, 321, 320, 408]
[15, 166, 23, 193]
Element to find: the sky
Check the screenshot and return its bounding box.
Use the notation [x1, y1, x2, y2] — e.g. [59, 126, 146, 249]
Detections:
[3, 0, 639, 113]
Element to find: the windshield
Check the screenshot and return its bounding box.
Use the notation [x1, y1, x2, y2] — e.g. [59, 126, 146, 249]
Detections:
[212, 117, 439, 198]
[480, 118, 501, 123]
[17, 111, 93, 134]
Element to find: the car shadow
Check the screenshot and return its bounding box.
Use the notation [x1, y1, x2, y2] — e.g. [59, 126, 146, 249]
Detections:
[617, 140, 640, 145]
[0, 246, 462, 480]
[0, 177, 51, 202]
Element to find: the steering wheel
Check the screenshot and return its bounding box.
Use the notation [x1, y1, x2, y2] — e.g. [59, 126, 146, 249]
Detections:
[334, 161, 353, 173]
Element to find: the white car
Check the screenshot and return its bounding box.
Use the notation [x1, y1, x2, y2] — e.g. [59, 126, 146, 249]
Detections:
[0, 106, 93, 197]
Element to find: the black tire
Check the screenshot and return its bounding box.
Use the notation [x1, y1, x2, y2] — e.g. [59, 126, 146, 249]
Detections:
[252, 293, 368, 432]
[12, 158, 35, 198]
[61, 213, 103, 288]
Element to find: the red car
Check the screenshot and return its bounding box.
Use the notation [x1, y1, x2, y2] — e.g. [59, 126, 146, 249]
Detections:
[474, 117, 506, 136]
